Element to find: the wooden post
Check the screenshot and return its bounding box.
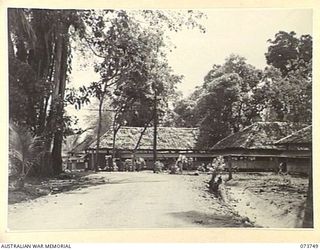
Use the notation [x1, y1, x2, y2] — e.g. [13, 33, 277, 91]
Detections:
[227, 155, 232, 180]
[91, 150, 95, 171]
[303, 158, 313, 228]
[153, 90, 158, 168]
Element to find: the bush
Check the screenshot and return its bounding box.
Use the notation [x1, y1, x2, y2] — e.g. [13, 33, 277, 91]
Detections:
[9, 121, 46, 186]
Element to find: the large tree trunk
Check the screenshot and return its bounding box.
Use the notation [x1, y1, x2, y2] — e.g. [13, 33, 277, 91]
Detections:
[112, 123, 121, 160]
[8, 31, 15, 57]
[37, 56, 55, 136]
[51, 22, 70, 175]
[52, 130, 63, 175]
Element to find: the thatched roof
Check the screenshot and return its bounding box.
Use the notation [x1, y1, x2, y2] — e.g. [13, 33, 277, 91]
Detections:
[275, 125, 312, 145]
[71, 135, 95, 153]
[62, 129, 96, 155]
[88, 127, 199, 151]
[212, 122, 306, 150]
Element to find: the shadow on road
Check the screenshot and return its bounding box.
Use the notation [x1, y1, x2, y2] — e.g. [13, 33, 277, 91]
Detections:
[108, 179, 167, 185]
[168, 210, 253, 228]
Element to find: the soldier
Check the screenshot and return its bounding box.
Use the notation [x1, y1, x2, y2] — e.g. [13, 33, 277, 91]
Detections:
[177, 160, 183, 174]
[278, 161, 287, 175]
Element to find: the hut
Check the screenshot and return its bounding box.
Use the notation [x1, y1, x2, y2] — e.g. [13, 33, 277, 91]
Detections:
[275, 125, 312, 175]
[211, 122, 306, 172]
[64, 134, 95, 171]
[86, 126, 212, 170]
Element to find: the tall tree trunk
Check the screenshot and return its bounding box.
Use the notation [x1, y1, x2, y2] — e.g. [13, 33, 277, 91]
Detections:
[37, 55, 55, 136]
[132, 120, 152, 170]
[112, 123, 121, 160]
[51, 22, 69, 175]
[94, 97, 104, 171]
[153, 91, 158, 167]
[52, 130, 63, 175]
[8, 31, 15, 57]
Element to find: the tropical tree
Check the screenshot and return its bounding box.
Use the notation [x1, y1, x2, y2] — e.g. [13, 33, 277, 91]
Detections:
[77, 10, 159, 170]
[251, 66, 312, 124]
[174, 55, 262, 148]
[74, 10, 201, 169]
[8, 9, 45, 133]
[8, 8, 87, 175]
[252, 31, 312, 124]
[195, 73, 242, 148]
[173, 87, 203, 128]
[265, 31, 312, 77]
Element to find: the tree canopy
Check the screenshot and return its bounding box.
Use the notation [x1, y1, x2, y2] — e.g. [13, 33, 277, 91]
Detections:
[174, 31, 312, 149]
[8, 8, 204, 173]
[265, 31, 312, 77]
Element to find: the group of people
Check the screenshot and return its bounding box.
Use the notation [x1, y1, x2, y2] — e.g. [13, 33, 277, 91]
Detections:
[103, 157, 146, 172]
[103, 154, 230, 175]
[152, 155, 195, 174]
[168, 155, 194, 174]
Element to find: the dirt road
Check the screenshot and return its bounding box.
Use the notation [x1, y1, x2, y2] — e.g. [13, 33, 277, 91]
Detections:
[8, 171, 247, 230]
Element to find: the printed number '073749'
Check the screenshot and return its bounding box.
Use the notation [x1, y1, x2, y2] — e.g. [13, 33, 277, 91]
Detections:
[300, 244, 319, 248]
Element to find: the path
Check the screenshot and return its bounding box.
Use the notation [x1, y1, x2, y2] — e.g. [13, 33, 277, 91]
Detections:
[8, 172, 246, 230]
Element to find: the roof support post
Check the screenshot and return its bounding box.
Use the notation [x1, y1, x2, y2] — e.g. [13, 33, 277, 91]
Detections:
[227, 155, 233, 180]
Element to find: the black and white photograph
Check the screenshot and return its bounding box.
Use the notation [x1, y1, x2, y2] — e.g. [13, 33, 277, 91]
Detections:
[5, 6, 314, 233]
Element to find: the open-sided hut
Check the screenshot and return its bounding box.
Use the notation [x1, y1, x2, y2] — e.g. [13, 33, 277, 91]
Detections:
[211, 122, 305, 171]
[275, 125, 312, 174]
[87, 126, 211, 169]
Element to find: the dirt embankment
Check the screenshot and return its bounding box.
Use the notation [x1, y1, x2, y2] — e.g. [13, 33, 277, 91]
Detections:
[220, 172, 308, 228]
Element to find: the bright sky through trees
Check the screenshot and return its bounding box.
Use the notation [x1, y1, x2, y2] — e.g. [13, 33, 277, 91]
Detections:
[70, 9, 312, 97]
[67, 8, 312, 128]
[166, 9, 312, 96]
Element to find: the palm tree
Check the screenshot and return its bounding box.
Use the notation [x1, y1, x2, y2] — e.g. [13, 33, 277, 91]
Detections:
[9, 122, 46, 188]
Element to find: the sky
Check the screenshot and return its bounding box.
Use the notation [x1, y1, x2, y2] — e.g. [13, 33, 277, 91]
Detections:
[67, 8, 312, 127]
[166, 9, 313, 96]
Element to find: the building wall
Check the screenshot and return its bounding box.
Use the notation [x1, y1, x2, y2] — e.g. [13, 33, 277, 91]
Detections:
[87, 153, 107, 170]
[287, 158, 311, 175]
[228, 157, 278, 171]
[97, 153, 106, 168]
[76, 162, 86, 170]
[227, 156, 311, 174]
